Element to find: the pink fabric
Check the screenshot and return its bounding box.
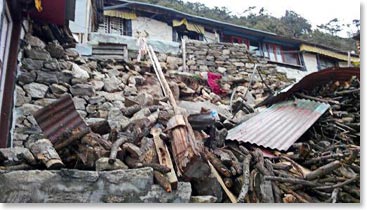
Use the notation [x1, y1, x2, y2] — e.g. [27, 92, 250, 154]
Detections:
[207, 72, 225, 95]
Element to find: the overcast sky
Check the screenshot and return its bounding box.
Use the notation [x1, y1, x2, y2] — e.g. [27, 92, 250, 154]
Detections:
[182, 0, 361, 37]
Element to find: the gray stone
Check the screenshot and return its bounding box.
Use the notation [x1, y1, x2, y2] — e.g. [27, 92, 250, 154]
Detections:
[191, 173, 223, 202]
[166, 56, 182, 69]
[98, 91, 125, 102]
[72, 97, 87, 110]
[33, 98, 57, 107]
[103, 76, 121, 92]
[25, 34, 46, 48]
[15, 85, 31, 107]
[43, 59, 60, 71]
[233, 62, 245, 67]
[0, 168, 156, 203]
[50, 84, 68, 95]
[71, 63, 90, 81]
[0, 147, 36, 166]
[123, 85, 138, 96]
[24, 48, 51, 60]
[23, 83, 49, 99]
[217, 67, 227, 74]
[59, 61, 73, 70]
[90, 80, 105, 91]
[140, 182, 191, 203]
[18, 70, 37, 84]
[86, 61, 98, 70]
[18, 103, 43, 115]
[88, 96, 105, 105]
[57, 71, 73, 84]
[70, 84, 95, 97]
[108, 108, 129, 130]
[65, 48, 79, 58]
[22, 58, 44, 70]
[95, 157, 128, 171]
[77, 110, 87, 118]
[85, 118, 106, 125]
[190, 196, 217, 203]
[36, 70, 58, 85]
[46, 42, 64, 58]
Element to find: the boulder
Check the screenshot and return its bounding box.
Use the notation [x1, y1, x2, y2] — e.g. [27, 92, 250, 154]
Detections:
[50, 84, 68, 95]
[43, 59, 60, 71]
[103, 76, 121, 92]
[17, 70, 37, 85]
[72, 97, 87, 110]
[36, 70, 58, 85]
[23, 83, 49, 99]
[70, 84, 95, 97]
[15, 85, 31, 107]
[46, 42, 64, 58]
[65, 48, 79, 58]
[71, 63, 90, 81]
[25, 34, 46, 48]
[22, 58, 44, 70]
[24, 48, 51, 60]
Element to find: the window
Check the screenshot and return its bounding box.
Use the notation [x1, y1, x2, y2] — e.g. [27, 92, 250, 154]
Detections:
[172, 25, 203, 42]
[318, 55, 337, 70]
[262, 43, 300, 66]
[98, 16, 132, 36]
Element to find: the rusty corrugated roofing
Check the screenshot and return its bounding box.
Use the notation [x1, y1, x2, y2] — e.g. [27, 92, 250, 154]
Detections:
[34, 94, 89, 146]
[226, 99, 330, 151]
[256, 67, 360, 108]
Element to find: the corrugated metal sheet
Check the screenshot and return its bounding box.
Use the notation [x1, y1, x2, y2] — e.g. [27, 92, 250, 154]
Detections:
[256, 67, 360, 108]
[227, 99, 330, 151]
[33, 94, 89, 145]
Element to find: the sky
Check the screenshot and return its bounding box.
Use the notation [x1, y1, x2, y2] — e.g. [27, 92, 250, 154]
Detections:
[182, 0, 361, 37]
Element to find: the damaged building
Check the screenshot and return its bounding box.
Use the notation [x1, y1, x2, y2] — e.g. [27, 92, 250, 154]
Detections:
[0, 0, 360, 204]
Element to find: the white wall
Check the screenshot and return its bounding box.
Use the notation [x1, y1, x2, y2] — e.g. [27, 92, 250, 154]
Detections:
[276, 66, 310, 82]
[132, 17, 172, 41]
[69, 0, 91, 43]
[302, 52, 318, 73]
[204, 31, 218, 43]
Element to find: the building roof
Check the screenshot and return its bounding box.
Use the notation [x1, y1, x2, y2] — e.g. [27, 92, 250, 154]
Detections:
[105, 0, 358, 57]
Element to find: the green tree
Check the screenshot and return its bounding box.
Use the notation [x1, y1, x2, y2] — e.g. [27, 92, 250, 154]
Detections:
[281, 10, 312, 38]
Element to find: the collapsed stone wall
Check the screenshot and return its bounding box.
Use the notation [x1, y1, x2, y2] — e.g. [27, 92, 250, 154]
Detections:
[11, 35, 292, 148]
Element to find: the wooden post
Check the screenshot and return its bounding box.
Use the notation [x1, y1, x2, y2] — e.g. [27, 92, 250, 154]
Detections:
[182, 38, 187, 72]
[147, 45, 210, 179]
[29, 139, 64, 169]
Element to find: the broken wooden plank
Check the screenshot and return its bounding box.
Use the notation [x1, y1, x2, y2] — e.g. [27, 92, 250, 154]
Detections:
[151, 127, 178, 190]
[208, 160, 237, 203]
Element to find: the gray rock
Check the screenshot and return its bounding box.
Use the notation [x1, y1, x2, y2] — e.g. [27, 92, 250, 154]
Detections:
[23, 83, 49, 99]
[85, 118, 106, 125]
[191, 173, 223, 202]
[22, 58, 44, 70]
[15, 85, 31, 107]
[166, 56, 182, 69]
[17, 70, 37, 84]
[24, 48, 51, 60]
[59, 61, 73, 70]
[70, 84, 95, 97]
[0, 147, 36, 166]
[25, 34, 46, 48]
[50, 84, 68, 95]
[0, 168, 155, 203]
[43, 59, 60, 71]
[88, 96, 105, 105]
[65, 48, 79, 58]
[36, 70, 58, 85]
[72, 97, 87, 110]
[71, 63, 89, 81]
[33, 98, 57, 107]
[108, 108, 129, 130]
[57, 70, 73, 84]
[217, 67, 227, 74]
[98, 91, 125, 101]
[233, 62, 245, 67]
[103, 76, 121, 92]
[18, 103, 43, 115]
[140, 182, 192, 203]
[190, 196, 217, 203]
[46, 42, 64, 58]
[95, 157, 128, 171]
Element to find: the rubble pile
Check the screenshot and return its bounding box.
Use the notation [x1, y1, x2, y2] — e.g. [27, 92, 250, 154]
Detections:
[1, 31, 359, 203]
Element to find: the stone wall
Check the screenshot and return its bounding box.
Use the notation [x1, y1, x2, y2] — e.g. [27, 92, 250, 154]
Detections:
[0, 167, 191, 203]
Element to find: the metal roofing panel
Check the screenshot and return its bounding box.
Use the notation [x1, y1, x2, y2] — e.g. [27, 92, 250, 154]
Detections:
[256, 67, 360, 108]
[226, 99, 330, 151]
[33, 94, 89, 145]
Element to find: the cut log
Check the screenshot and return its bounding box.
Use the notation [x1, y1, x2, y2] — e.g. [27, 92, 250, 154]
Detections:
[123, 143, 142, 159]
[204, 150, 231, 177]
[151, 127, 178, 190]
[305, 160, 342, 180]
[208, 160, 238, 203]
[29, 139, 64, 169]
[237, 154, 251, 203]
[109, 136, 128, 164]
[153, 171, 172, 193]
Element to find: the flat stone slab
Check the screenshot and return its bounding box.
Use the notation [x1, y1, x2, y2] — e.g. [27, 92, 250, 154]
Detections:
[0, 168, 191, 203]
